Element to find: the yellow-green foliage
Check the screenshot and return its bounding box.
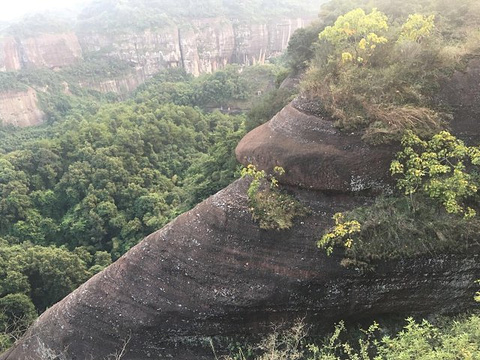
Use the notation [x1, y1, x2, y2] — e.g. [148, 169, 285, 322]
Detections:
[391, 131, 480, 218]
[317, 213, 361, 255]
[225, 314, 480, 359]
[303, 3, 474, 143]
[475, 280, 480, 303]
[319, 8, 389, 65]
[313, 316, 480, 359]
[318, 131, 480, 265]
[241, 165, 307, 230]
[398, 14, 435, 43]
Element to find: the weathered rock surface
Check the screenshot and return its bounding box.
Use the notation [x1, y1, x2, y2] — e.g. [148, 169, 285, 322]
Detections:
[2, 103, 479, 359]
[0, 88, 45, 126]
[78, 17, 310, 77]
[78, 69, 147, 95]
[20, 33, 83, 69]
[438, 57, 480, 142]
[0, 33, 82, 71]
[0, 17, 309, 77]
[0, 37, 21, 71]
[236, 103, 395, 192]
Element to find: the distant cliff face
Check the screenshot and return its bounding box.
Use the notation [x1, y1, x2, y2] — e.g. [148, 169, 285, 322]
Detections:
[0, 17, 310, 127]
[78, 68, 147, 94]
[0, 87, 44, 127]
[0, 33, 82, 70]
[0, 37, 21, 71]
[78, 17, 310, 77]
[0, 17, 309, 76]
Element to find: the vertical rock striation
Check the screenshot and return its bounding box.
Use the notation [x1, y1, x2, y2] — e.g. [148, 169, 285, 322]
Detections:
[0, 36, 21, 71]
[20, 33, 83, 69]
[0, 16, 310, 126]
[0, 33, 82, 70]
[0, 87, 45, 127]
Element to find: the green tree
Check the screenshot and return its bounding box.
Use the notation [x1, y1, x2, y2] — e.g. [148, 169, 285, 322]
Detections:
[398, 14, 436, 43]
[391, 131, 480, 218]
[319, 8, 389, 64]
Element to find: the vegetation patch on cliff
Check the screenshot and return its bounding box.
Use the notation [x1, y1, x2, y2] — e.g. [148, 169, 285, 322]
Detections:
[221, 314, 480, 359]
[241, 165, 308, 230]
[319, 131, 480, 267]
[292, 0, 480, 143]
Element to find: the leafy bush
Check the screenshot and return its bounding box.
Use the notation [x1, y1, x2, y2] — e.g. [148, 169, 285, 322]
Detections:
[319, 131, 480, 266]
[241, 165, 308, 230]
[319, 195, 480, 267]
[300, 2, 477, 143]
[391, 131, 480, 218]
[223, 314, 480, 359]
[310, 315, 480, 359]
[223, 320, 307, 360]
[0, 294, 37, 352]
[285, 22, 325, 73]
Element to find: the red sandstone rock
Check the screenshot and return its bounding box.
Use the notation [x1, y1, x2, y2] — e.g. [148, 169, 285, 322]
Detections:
[236, 103, 395, 192]
[1, 178, 478, 359]
[0, 88, 45, 127]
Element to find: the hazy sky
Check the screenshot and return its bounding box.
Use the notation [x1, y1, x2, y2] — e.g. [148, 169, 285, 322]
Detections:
[0, 0, 86, 21]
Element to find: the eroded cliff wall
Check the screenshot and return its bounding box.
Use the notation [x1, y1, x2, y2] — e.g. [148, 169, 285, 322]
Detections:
[0, 33, 82, 71]
[0, 17, 309, 126]
[0, 17, 309, 76]
[78, 17, 310, 77]
[0, 87, 44, 127]
[0, 37, 21, 71]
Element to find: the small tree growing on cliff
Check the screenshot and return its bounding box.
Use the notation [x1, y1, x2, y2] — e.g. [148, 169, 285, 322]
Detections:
[241, 164, 308, 230]
[318, 8, 389, 65]
[318, 131, 480, 265]
[391, 131, 480, 218]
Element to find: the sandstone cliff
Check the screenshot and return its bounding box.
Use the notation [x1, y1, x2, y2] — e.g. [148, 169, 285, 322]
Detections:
[2, 98, 479, 359]
[78, 17, 310, 77]
[0, 33, 82, 71]
[0, 37, 21, 71]
[0, 87, 44, 127]
[0, 16, 310, 126]
[0, 17, 309, 76]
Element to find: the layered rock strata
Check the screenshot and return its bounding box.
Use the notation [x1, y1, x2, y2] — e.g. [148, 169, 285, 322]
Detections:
[2, 104, 479, 359]
[0, 17, 310, 126]
[236, 102, 395, 192]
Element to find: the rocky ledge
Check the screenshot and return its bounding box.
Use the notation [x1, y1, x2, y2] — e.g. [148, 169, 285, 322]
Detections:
[236, 102, 395, 192]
